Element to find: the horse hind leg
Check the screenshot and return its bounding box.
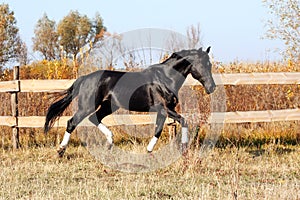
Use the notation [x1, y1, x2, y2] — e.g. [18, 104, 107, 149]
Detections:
[57, 95, 97, 157]
[147, 108, 167, 152]
[88, 101, 119, 147]
[57, 107, 95, 157]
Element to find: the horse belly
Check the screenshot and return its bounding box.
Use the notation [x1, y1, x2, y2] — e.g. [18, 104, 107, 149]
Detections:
[114, 88, 153, 112]
[129, 90, 153, 111]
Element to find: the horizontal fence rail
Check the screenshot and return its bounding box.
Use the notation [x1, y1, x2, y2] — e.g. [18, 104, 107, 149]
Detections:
[0, 80, 19, 92]
[1, 72, 300, 93]
[3, 108, 300, 128]
[0, 116, 16, 126]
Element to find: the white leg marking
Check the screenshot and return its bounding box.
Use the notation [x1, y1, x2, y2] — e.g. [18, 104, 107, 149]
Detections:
[98, 123, 113, 144]
[147, 136, 158, 152]
[181, 127, 189, 144]
[60, 131, 71, 147]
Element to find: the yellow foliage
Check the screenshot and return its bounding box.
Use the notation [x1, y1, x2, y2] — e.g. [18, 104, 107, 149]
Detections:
[286, 88, 294, 100]
[214, 60, 300, 73]
[20, 59, 74, 79]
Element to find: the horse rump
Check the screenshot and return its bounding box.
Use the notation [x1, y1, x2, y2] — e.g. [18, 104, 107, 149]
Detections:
[44, 77, 83, 133]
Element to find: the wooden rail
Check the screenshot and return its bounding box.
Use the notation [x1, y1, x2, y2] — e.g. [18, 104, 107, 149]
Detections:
[0, 80, 19, 92]
[1, 72, 300, 93]
[10, 108, 300, 128]
[0, 116, 16, 126]
[1, 67, 300, 148]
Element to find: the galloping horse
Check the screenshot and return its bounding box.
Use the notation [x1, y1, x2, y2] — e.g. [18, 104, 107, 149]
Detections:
[44, 47, 216, 157]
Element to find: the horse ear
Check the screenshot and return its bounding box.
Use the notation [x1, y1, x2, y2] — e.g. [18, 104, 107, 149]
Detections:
[198, 47, 203, 52]
[170, 53, 177, 58]
[206, 46, 211, 53]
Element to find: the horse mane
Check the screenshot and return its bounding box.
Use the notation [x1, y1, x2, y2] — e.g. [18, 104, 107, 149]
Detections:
[161, 52, 183, 64]
[161, 49, 201, 64]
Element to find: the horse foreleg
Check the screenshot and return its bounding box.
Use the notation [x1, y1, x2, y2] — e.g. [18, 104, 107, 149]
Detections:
[147, 109, 166, 152]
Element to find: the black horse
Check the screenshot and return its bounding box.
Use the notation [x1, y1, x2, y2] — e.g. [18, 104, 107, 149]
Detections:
[44, 47, 216, 157]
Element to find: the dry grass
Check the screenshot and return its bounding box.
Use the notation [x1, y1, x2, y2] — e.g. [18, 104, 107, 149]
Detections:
[0, 145, 299, 199]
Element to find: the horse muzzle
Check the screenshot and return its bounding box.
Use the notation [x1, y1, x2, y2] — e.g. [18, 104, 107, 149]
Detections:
[198, 77, 216, 95]
[205, 84, 216, 94]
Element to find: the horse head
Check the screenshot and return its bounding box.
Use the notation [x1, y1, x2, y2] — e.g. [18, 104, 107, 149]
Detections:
[184, 47, 216, 94]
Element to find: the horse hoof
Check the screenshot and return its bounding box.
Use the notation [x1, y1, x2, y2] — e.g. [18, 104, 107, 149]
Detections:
[147, 151, 155, 159]
[147, 149, 153, 154]
[107, 143, 113, 150]
[57, 146, 66, 158]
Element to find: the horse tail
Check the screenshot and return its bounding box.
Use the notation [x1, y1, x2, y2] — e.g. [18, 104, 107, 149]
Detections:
[44, 77, 84, 133]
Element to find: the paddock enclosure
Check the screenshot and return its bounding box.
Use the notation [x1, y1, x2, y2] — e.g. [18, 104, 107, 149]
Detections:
[0, 66, 299, 148]
[0, 66, 300, 199]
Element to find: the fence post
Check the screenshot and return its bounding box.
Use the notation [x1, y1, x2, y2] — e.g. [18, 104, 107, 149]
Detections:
[11, 66, 20, 149]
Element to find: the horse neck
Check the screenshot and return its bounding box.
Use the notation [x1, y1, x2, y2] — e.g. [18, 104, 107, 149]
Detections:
[164, 57, 191, 75]
[166, 58, 191, 92]
[173, 58, 191, 76]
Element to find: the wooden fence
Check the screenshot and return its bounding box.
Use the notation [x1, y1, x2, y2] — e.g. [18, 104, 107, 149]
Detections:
[1, 66, 300, 148]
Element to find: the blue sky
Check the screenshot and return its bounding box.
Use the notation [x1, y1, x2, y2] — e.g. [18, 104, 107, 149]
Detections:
[2, 0, 284, 63]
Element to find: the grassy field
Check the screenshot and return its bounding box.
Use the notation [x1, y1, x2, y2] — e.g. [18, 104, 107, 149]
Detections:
[1, 143, 300, 200]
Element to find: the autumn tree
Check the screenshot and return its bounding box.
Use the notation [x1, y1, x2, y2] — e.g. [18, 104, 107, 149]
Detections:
[57, 11, 106, 60]
[0, 4, 22, 67]
[19, 41, 29, 66]
[32, 13, 59, 60]
[263, 0, 300, 63]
